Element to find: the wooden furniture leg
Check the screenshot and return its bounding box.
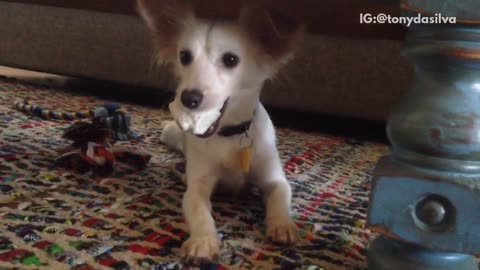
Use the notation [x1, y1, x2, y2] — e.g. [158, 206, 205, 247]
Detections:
[367, 2, 480, 269]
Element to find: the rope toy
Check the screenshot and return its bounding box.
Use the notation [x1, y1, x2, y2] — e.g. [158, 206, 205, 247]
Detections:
[55, 121, 151, 178]
[14, 98, 151, 178]
[14, 99, 139, 141]
[15, 98, 92, 120]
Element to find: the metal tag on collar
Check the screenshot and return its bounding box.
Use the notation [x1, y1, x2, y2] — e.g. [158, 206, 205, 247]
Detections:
[239, 131, 253, 173]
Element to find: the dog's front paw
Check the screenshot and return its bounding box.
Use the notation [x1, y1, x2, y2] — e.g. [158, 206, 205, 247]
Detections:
[266, 217, 299, 245]
[181, 234, 221, 265]
[160, 120, 184, 151]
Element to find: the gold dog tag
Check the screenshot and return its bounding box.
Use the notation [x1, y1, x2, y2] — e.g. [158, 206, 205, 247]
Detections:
[239, 146, 252, 173]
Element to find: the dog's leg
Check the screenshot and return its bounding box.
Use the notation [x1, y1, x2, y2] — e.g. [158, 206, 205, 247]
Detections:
[263, 178, 298, 244]
[254, 144, 299, 245]
[181, 159, 220, 263]
[160, 120, 184, 152]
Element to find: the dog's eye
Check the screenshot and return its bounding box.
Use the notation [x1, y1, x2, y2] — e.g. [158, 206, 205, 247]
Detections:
[180, 50, 193, 66]
[222, 53, 239, 69]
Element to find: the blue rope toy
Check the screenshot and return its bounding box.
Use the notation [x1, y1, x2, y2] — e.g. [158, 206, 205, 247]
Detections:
[14, 99, 139, 141]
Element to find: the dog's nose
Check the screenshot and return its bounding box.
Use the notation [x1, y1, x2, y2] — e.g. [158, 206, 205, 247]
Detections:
[181, 89, 203, 109]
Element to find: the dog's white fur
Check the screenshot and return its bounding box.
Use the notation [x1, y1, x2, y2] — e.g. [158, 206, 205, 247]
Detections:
[138, 0, 302, 263]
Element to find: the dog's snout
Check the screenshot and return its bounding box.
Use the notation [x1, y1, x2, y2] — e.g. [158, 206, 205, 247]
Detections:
[181, 89, 203, 110]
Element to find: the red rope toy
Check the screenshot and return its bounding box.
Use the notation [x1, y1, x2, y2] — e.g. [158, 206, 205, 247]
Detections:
[53, 107, 151, 178]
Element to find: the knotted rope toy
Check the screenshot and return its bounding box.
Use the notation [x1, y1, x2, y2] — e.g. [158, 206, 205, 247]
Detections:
[14, 99, 139, 141]
[55, 121, 151, 178]
[14, 98, 151, 178]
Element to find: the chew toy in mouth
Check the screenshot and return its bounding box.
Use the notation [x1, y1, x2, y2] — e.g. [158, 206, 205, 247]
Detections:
[195, 98, 229, 138]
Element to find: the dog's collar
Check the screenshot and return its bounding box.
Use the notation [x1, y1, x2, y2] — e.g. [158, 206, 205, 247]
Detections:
[217, 120, 252, 137]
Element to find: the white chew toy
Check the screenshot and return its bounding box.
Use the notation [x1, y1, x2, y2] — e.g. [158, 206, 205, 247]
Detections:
[169, 102, 222, 135]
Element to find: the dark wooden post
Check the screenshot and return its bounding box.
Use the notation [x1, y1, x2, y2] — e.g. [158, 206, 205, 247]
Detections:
[367, 1, 480, 269]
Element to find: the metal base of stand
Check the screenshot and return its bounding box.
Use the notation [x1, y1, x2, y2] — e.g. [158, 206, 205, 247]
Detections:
[368, 236, 478, 270]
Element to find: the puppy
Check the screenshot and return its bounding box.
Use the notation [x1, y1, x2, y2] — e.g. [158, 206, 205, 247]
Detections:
[137, 0, 303, 263]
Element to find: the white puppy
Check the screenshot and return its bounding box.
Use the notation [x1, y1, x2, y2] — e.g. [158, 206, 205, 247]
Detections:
[138, 0, 303, 264]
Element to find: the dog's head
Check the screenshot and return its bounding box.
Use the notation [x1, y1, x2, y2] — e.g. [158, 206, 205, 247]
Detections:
[138, 0, 302, 137]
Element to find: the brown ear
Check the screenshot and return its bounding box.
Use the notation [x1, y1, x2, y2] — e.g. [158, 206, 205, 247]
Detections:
[240, 5, 304, 61]
[137, 0, 192, 62]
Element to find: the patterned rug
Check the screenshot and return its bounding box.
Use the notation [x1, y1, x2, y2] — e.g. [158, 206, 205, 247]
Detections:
[0, 76, 388, 270]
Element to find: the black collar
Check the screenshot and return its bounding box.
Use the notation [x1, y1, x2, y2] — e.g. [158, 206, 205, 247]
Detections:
[217, 120, 252, 137]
